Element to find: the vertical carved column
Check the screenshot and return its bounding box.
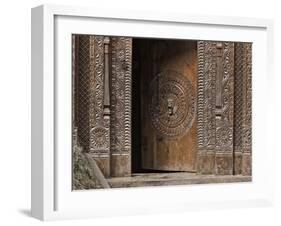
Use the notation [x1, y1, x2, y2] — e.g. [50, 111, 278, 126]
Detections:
[214, 42, 234, 175]
[197, 41, 217, 174]
[197, 41, 234, 175]
[110, 37, 132, 177]
[234, 43, 252, 175]
[243, 43, 252, 176]
[74, 35, 132, 178]
[75, 35, 91, 152]
[88, 36, 111, 177]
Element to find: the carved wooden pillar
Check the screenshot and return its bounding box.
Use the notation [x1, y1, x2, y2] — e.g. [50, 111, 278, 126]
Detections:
[87, 36, 111, 177]
[110, 37, 132, 177]
[233, 43, 252, 176]
[214, 42, 234, 175]
[74, 35, 132, 178]
[197, 41, 234, 175]
[75, 35, 91, 154]
[197, 41, 216, 174]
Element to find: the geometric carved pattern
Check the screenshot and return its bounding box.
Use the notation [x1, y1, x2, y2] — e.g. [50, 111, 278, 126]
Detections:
[197, 41, 235, 175]
[214, 42, 234, 175]
[244, 43, 252, 151]
[233, 43, 252, 175]
[74, 35, 91, 151]
[90, 126, 109, 149]
[197, 41, 217, 150]
[215, 42, 234, 152]
[73, 36, 251, 177]
[111, 37, 132, 153]
[243, 43, 252, 176]
[148, 70, 196, 138]
[73, 35, 111, 154]
[73, 34, 132, 177]
[234, 43, 244, 152]
[89, 36, 110, 154]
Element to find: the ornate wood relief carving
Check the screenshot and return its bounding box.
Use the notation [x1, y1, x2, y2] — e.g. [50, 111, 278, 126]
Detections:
[234, 43, 252, 175]
[233, 43, 244, 174]
[90, 127, 109, 149]
[88, 36, 111, 177]
[73, 36, 251, 179]
[148, 70, 196, 138]
[110, 37, 132, 152]
[197, 41, 217, 174]
[110, 37, 132, 176]
[75, 35, 91, 151]
[215, 42, 234, 151]
[73, 35, 111, 177]
[73, 35, 132, 178]
[197, 41, 217, 150]
[215, 42, 234, 175]
[244, 44, 252, 153]
[197, 41, 234, 175]
[88, 36, 110, 153]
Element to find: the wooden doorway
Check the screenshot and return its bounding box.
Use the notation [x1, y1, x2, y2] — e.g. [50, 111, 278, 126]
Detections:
[132, 38, 198, 173]
[72, 35, 252, 189]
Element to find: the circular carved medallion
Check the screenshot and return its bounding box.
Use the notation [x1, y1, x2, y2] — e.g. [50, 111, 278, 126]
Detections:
[148, 70, 196, 138]
[216, 126, 232, 147]
[91, 127, 108, 149]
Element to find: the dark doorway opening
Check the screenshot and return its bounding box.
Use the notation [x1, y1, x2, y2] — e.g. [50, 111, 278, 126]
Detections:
[131, 38, 198, 173]
[131, 38, 143, 173]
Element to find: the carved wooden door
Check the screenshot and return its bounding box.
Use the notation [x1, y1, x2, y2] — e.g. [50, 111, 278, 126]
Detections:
[74, 35, 252, 177]
[138, 39, 198, 172]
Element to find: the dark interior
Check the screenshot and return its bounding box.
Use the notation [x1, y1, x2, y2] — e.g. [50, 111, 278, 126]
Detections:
[131, 38, 187, 174]
[131, 38, 143, 173]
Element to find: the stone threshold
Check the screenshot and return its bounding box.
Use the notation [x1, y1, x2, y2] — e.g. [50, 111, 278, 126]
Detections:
[107, 172, 252, 188]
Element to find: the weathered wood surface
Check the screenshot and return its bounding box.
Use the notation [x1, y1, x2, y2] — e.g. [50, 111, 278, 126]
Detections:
[197, 41, 235, 175]
[233, 43, 252, 176]
[73, 35, 132, 178]
[73, 36, 252, 183]
[137, 39, 198, 172]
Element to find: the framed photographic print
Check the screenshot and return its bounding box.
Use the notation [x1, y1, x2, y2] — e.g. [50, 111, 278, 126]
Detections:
[31, 4, 274, 221]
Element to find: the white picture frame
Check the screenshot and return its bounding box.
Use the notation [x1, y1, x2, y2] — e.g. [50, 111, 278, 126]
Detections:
[31, 4, 274, 221]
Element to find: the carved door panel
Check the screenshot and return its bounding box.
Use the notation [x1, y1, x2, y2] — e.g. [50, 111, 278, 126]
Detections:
[139, 39, 198, 171]
[74, 35, 252, 177]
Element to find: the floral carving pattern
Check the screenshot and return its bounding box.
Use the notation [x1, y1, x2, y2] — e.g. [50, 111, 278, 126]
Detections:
[197, 41, 217, 150]
[197, 41, 235, 175]
[148, 70, 196, 138]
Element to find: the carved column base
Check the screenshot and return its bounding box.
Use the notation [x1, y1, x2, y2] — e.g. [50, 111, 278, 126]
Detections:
[110, 153, 131, 177]
[215, 153, 233, 175]
[234, 151, 243, 175]
[88, 154, 110, 178]
[197, 152, 215, 174]
[242, 153, 251, 176]
[234, 151, 251, 176]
